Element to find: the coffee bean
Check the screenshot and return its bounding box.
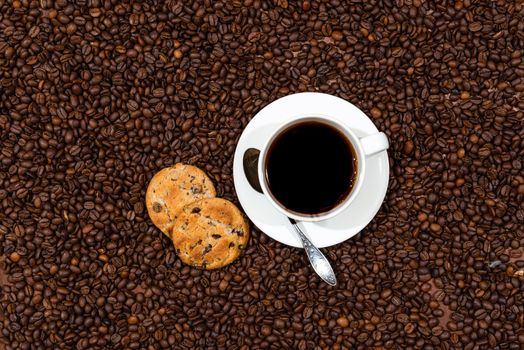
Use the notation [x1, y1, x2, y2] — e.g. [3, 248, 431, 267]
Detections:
[127, 315, 139, 325]
[9, 252, 21, 263]
[430, 223, 442, 232]
[404, 323, 415, 334]
[370, 107, 382, 118]
[1, 1, 522, 349]
[469, 22, 483, 32]
[336, 316, 349, 328]
[403, 140, 414, 155]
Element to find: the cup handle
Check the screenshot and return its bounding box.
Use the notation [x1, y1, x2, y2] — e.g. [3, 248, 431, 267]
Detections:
[359, 132, 389, 156]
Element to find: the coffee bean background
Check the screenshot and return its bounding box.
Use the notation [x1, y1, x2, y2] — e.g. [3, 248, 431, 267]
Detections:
[1, 0, 524, 349]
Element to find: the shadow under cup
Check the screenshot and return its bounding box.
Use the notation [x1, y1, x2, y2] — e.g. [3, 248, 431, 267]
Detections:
[260, 117, 362, 221]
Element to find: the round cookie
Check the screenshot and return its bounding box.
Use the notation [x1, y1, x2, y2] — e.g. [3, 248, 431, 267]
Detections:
[146, 164, 216, 236]
[171, 198, 249, 269]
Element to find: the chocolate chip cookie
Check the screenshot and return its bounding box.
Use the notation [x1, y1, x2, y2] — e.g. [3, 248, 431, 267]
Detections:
[171, 198, 249, 269]
[146, 164, 216, 236]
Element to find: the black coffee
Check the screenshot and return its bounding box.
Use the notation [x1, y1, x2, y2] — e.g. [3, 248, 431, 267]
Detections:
[265, 121, 357, 215]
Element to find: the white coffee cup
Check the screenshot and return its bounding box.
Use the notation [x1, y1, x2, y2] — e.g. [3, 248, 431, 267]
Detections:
[257, 115, 389, 222]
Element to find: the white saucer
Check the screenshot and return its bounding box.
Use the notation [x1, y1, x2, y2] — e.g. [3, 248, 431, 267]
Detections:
[233, 92, 389, 248]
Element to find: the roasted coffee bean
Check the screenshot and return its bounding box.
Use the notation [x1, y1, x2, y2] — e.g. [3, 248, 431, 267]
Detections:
[1, 1, 523, 349]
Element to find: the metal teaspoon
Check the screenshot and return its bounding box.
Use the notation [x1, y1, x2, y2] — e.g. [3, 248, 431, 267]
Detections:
[243, 148, 337, 286]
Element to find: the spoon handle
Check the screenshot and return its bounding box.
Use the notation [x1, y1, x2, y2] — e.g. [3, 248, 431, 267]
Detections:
[289, 219, 337, 286]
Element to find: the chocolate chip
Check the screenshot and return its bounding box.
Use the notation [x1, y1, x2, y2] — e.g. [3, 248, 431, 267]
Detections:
[152, 202, 162, 213]
[232, 228, 244, 237]
[191, 186, 202, 194]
